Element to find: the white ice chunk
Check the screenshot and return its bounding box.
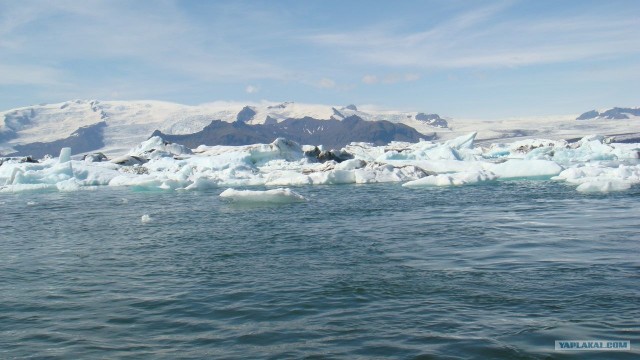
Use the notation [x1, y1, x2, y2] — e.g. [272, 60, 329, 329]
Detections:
[1, 133, 637, 193]
[486, 159, 563, 180]
[127, 136, 191, 158]
[445, 132, 477, 150]
[248, 138, 304, 164]
[108, 174, 162, 188]
[576, 181, 631, 193]
[353, 163, 425, 184]
[403, 170, 497, 187]
[264, 171, 312, 186]
[552, 163, 640, 194]
[58, 147, 71, 163]
[183, 177, 219, 190]
[334, 159, 366, 171]
[219, 187, 306, 203]
[0, 183, 56, 193]
[383, 159, 486, 174]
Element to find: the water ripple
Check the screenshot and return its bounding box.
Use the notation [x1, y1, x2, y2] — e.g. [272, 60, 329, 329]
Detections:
[0, 183, 639, 358]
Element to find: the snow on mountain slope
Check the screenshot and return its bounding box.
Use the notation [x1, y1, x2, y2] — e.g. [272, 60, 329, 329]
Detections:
[1, 100, 103, 144]
[0, 100, 449, 156]
[576, 107, 640, 120]
[2, 99, 639, 157]
[449, 114, 640, 145]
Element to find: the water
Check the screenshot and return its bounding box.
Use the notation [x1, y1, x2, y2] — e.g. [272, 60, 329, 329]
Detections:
[1, 182, 639, 359]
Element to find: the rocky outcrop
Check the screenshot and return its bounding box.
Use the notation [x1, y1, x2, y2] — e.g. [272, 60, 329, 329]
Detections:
[151, 115, 433, 149]
[577, 107, 640, 120]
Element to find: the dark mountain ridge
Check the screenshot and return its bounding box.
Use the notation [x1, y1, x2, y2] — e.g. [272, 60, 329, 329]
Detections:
[152, 115, 433, 149]
[577, 107, 640, 120]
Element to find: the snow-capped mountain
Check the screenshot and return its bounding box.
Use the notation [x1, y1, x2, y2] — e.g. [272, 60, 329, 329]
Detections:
[0, 100, 448, 157]
[152, 116, 430, 150]
[3, 100, 640, 158]
[577, 107, 640, 120]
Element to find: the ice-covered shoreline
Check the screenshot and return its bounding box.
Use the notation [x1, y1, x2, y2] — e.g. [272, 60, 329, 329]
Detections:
[1, 133, 638, 194]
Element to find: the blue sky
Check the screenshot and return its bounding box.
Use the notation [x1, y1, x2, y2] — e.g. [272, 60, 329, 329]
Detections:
[0, 0, 638, 118]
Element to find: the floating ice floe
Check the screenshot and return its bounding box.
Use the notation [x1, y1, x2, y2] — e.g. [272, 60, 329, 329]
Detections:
[551, 163, 640, 193]
[403, 170, 497, 187]
[219, 188, 306, 203]
[575, 181, 631, 193]
[0, 133, 638, 193]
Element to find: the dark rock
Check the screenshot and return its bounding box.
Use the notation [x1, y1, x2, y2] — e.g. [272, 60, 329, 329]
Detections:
[0, 156, 38, 166]
[152, 115, 433, 149]
[267, 102, 291, 109]
[83, 152, 108, 162]
[264, 116, 278, 125]
[303, 146, 321, 158]
[415, 113, 448, 128]
[111, 155, 147, 166]
[576, 110, 599, 120]
[331, 107, 345, 119]
[304, 146, 353, 163]
[344, 104, 358, 111]
[577, 107, 640, 120]
[601, 107, 640, 119]
[317, 149, 353, 163]
[236, 106, 256, 123]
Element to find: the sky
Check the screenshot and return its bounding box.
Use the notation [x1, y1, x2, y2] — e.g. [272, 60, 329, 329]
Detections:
[0, 0, 639, 119]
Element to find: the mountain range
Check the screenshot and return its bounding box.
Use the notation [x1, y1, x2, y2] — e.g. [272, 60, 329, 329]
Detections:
[1, 100, 639, 159]
[0, 100, 446, 157]
[152, 116, 432, 150]
[576, 107, 640, 120]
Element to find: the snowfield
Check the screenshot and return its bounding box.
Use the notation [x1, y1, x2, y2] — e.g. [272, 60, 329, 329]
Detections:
[1, 133, 638, 194]
[4, 99, 637, 157]
[0, 100, 452, 156]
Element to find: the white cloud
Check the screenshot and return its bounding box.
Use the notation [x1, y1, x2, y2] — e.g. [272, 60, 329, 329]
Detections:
[245, 85, 259, 94]
[307, 4, 640, 69]
[404, 73, 420, 82]
[362, 73, 419, 85]
[317, 78, 336, 89]
[362, 74, 378, 84]
[382, 73, 421, 84]
[0, 0, 293, 86]
[0, 63, 64, 85]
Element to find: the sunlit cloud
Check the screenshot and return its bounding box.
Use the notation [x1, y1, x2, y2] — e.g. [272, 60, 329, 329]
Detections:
[362, 73, 420, 85]
[308, 4, 640, 69]
[245, 85, 259, 94]
[317, 78, 336, 89]
[0, 0, 638, 116]
[0, 63, 64, 85]
[362, 75, 378, 85]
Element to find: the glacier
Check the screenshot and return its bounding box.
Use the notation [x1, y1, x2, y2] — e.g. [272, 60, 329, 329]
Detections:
[0, 133, 638, 194]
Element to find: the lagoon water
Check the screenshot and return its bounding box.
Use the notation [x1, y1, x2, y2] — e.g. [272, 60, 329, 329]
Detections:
[1, 182, 639, 359]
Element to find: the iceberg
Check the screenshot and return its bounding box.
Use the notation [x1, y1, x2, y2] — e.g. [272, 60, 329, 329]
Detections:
[58, 147, 72, 163]
[576, 181, 632, 193]
[485, 159, 563, 180]
[0, 133, 638, 194]
[403, 170, 497, 187]
[552, 163, 640, 193]
[219, 188, 306, 203]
